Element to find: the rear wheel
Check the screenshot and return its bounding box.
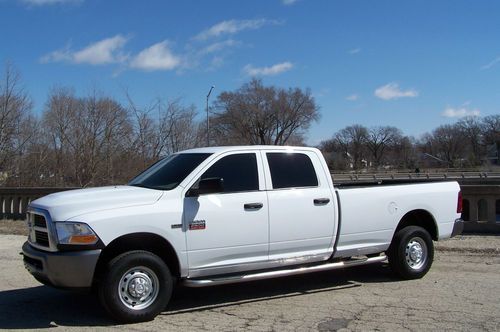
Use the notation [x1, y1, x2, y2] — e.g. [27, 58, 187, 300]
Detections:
[388, 226, 434, 279]
[98, 250, 173, 323]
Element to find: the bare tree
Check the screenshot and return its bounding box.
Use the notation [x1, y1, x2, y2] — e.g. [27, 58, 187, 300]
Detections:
[456, 116, 483, 165]
[421, 124, 464, 167]
[127, 92, 201, 171]
[481, 115, 500, 166]
[212, 79, 319, 145]
[334, 125, 368, 170]
[43, 87, 80, 185]
[392, 135, 417, 169]
[163, 100, 199, 153]
[10, 115, 45, 186]
[42, 88, 132, 187]
[481, 114, 500, 146]
[126, 92, 160, 169]
[0, 63, 33, 177]
[365, 126, 402, 167]
[74, 91, 130, 186]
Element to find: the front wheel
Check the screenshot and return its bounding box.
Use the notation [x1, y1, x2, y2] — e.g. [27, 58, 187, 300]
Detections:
[388, 226, 434, 279]
[98, 250, 173, 323]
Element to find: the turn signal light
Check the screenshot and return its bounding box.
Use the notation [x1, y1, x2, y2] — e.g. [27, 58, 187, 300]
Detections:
[69, 235, 98, 244]
[69, 235, 97, 244]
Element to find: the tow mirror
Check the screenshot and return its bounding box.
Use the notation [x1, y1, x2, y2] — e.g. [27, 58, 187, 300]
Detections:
[187, 177, 224, 197]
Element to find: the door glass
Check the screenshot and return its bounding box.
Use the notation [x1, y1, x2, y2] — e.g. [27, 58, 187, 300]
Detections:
[199, 153, 259, 193]
[267, 152, 318, 189]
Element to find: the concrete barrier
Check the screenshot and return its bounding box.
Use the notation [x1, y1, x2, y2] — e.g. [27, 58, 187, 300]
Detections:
[460, 184, 500, 234]
[0, 187, 77, 220]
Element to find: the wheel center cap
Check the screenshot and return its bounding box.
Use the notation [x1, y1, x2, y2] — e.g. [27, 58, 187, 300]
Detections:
[128, 277, 149, 297]
[410, 245, 423, 262]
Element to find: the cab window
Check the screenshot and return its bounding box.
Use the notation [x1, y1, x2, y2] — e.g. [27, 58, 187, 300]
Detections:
[200, 153, 259, 193]
[266, 152, 318, 189]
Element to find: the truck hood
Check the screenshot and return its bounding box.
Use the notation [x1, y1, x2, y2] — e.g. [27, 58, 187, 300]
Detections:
[30, 185, 163, 221]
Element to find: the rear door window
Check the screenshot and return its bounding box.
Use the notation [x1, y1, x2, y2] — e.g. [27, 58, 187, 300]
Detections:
[266, 152, 318, 189]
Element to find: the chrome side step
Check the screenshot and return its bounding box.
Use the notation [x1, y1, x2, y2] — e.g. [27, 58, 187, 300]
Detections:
[183, 255, 387, 288]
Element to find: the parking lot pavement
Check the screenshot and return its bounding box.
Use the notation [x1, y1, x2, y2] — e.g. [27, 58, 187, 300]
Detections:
[1, 235, 499, 331]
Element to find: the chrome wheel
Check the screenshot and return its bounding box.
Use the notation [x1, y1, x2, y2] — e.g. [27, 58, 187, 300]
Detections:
[405, 237, 427, 270]
[118, 266, 160, 310]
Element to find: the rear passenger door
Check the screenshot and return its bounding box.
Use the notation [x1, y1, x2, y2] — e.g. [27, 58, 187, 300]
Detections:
[263, 150, 336, 262]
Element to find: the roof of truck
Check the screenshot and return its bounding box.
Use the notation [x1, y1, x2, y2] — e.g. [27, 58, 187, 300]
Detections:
[179, 145, 319, 154]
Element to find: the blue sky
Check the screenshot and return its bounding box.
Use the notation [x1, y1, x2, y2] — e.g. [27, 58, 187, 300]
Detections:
[1, 0, 499, 145]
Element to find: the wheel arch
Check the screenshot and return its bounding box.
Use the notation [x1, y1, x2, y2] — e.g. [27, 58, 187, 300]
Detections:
[393, 209, 438, 242]
[93, 232, 181, 286]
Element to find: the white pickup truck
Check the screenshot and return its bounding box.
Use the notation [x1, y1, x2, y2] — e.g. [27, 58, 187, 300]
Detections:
[22, 145, 463, 322]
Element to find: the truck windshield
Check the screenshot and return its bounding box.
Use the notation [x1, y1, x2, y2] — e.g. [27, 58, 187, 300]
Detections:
[128, 153, 212, 190]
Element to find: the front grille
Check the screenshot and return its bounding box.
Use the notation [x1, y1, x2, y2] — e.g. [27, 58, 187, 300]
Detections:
[33, 214, 47, 228]
[27, 210, 55, 251]
[35, 230, 50, 247]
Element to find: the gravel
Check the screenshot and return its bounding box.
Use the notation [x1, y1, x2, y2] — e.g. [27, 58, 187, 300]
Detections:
[0, 219, 28, 236]
[435, 235, 500, 254]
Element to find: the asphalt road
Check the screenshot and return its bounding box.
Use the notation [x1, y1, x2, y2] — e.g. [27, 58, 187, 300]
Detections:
[1, 235, 499, 331]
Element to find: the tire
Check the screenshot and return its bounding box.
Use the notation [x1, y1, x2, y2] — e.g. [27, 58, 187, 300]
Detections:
[98, 250, 173, 323]
[388, 226, 434, 280]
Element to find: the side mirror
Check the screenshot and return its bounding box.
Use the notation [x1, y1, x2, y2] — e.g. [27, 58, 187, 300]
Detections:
[186, 177, 224, 197]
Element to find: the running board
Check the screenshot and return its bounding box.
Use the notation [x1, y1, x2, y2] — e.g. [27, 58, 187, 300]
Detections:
[183, 255, 387, 288]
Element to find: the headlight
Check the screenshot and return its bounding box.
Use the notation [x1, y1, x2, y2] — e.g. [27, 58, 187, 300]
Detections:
[55, 222, 99, 245]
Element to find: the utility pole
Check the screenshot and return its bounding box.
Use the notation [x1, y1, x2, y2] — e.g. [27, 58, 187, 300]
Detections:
[206, 85, 215, 146]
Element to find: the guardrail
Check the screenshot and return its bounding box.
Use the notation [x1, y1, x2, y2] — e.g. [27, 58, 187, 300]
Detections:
[332, 171, 500, 183]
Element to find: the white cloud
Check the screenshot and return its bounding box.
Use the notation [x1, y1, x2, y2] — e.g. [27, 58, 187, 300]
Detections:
[244, 61, 293, 76]
[480, 56, 500, 70]
[130, 41, 181, 71]
[73, 35, 128, 64]
[442, 106, 480, 118]
[40, 45, 72, 63]
[41, 35, 129, 65]
[42, 36, 183, 72]
[200, 39, 239, 54]
[374, 82, 418, 100]
[21, 0, 81, 5]
[195, 19, 281, 40]
[346, 94, 359, 101]
[349, 48, 361, 55]
[282, 0, 298, 5]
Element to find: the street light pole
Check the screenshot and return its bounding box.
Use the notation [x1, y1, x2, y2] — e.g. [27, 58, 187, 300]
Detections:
[206, 85, 215, 146]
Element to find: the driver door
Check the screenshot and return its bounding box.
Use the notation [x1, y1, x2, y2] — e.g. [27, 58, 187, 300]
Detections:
[183, 151, 269, 277]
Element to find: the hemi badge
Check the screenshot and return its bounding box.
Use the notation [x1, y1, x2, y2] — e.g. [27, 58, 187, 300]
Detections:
[189, 220, 206, 230]
[171, 224, 182, 229]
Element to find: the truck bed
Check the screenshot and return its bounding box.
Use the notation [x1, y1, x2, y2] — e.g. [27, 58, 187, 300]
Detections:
[334, 178, 457, 189]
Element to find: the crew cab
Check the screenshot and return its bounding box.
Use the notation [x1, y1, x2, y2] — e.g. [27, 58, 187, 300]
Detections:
[22, 146, 463, 322]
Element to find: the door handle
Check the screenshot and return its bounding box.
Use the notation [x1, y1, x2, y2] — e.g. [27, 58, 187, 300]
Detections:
[314, 198, 330, 205]
[244, 203, 263, 210]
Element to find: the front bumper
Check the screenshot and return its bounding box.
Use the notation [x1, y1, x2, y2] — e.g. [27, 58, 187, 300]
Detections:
[451, 218, 464, 237]
[22, 241, 101, 289]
